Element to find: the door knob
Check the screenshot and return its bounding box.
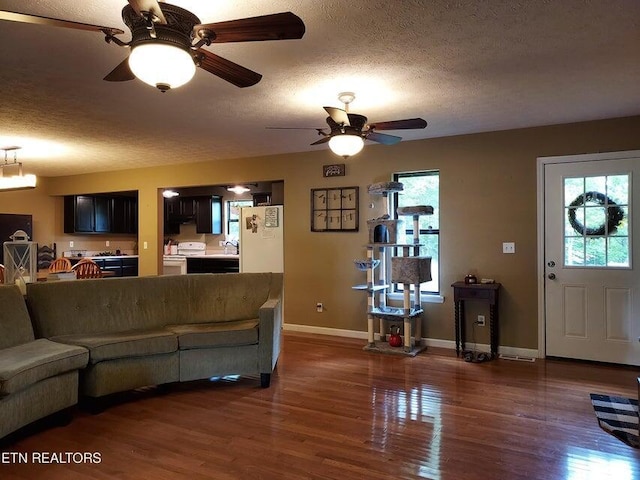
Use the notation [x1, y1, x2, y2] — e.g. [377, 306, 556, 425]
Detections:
[548, 273, 556, 280]
[547, 261, 555, 267]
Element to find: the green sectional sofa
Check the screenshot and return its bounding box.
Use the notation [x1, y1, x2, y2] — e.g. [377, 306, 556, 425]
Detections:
[26, 273, 283, 399]
[0, 285, 88, 439]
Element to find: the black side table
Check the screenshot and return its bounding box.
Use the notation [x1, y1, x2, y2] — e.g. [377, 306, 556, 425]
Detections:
[452, 282, 501, 358]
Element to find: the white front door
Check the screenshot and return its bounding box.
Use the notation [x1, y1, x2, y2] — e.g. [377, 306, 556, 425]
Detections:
[544, 152, 640, 365]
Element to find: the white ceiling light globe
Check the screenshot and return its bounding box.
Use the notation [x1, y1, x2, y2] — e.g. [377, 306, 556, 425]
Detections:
[129, 43, 196, 91]
[329, 134, 364, 158]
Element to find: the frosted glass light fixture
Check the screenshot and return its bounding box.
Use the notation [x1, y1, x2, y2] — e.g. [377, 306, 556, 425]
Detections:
[227, 185, 251, 194]
[0, 146, 37, 191]
[329, 134, 364, 158]
[128, 43, 196, 92]
[162, 189, 179, 198]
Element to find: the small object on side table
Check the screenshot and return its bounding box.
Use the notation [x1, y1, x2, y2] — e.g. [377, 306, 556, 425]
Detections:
[464, 274, 477, 284]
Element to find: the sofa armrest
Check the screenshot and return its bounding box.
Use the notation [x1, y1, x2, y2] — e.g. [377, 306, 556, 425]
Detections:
[257, 297, 282, 375]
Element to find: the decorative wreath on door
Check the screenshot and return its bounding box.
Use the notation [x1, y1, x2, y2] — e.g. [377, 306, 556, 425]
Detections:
[567, 191, 625, 236]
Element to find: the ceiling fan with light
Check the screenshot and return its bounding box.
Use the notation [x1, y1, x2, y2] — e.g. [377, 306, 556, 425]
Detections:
[0, 0, 305, 92]
[270, 92, 428, 158]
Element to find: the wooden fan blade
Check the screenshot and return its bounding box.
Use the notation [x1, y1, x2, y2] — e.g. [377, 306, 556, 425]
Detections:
[324, 107, 350, 127]
[366, 132, 402, 145]
[196, 49, 262, 88]
[103, 57, 135, 82]
[347, 113, 367, 131]
[311, 136, 331, 146]
[194, 12, 305, 43]
[265, 127, 326, 130]
[0, 10, 124, 35]
[368, 118, 427, 130]
[127, 0, 167, 24]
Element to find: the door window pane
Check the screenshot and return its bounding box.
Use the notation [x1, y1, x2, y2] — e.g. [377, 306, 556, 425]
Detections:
[585, 237, 606, 266]
[565, 237, 585, 266]
[563, 174, 630, 268]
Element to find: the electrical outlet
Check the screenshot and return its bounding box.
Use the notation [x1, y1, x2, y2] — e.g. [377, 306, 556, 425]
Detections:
[316, 302, 323, 313]
[476, 315, 486, 326]
[143, 241, 148, 250]
[502, 242, 516, 254]
[106, 240, 110, 247]
[69, 241, 74, 248]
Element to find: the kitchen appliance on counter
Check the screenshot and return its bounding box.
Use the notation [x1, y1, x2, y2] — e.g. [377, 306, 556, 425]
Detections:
[162, 241, 207, 275]
[177, 242, 207, 256]
[239, 206, 283, 273]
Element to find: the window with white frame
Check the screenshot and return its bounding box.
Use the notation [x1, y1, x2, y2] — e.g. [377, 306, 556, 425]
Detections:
[226, 200, 252, 239]
[391, 171, 440, 295]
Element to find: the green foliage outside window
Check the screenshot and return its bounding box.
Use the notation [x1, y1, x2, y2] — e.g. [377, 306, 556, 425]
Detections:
[393, 171, 440, 294]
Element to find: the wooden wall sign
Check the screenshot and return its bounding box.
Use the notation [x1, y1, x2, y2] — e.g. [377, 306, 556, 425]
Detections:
[322, 164, 345, 177]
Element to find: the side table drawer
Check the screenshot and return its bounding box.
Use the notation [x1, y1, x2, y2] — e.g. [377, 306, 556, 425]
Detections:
[458, 288, 491, 300]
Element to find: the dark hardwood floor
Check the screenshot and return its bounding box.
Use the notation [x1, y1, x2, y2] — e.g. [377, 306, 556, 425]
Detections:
[2, 332, 639, 479]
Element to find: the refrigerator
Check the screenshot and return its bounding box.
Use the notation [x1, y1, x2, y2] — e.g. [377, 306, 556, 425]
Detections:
[239, 205, 283, 273]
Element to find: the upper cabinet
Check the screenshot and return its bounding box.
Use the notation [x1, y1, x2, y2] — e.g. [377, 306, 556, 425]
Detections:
[195, 196, 223, 234]
[164, 195, 222, 235]
[252, 192, 272, 206]
[111, 196, 138, 234]
[64, 193, 138, 234]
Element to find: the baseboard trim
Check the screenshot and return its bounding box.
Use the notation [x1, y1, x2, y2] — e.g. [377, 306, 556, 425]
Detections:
[283, 323, 539, 359]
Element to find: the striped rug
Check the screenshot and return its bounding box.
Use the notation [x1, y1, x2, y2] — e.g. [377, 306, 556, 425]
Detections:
[590, 393, 639, 448]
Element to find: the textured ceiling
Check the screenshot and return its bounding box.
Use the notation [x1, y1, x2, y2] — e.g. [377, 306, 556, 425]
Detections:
[0, 0, 639, 177]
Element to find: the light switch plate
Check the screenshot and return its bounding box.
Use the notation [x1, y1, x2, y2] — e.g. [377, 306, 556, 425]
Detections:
[503, 242, 515, 254]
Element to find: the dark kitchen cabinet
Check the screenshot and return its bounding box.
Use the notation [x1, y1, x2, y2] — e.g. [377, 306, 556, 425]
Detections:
[164, 197, 180, 234]
[252, 192, 271, 206]
[111, 196, 138, 234]
[164, 195, 222, 235]
[64, 194, 137, 234]
[195, 196, 222, 234]
[121, 257, 139, 277]
[165, 197, 197, 219]
[100, 258, 122, 277]
[73, 257, 138, 277]
[180, 197, 197, 217]
[65, 195, 111, 233]
[164, 197, 178, 218]
[94, 196, 111, 233]
[195, 196, 210, 234]
[73, 196, 94, 232]
[187, 256, 239, 274]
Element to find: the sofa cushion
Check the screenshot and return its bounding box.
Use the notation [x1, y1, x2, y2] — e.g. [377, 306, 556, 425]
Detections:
[166, 320, 259, 349]
[0, 285, 35, 350]
[51, 329, 178, 364]
[0, 339, 88, 396]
